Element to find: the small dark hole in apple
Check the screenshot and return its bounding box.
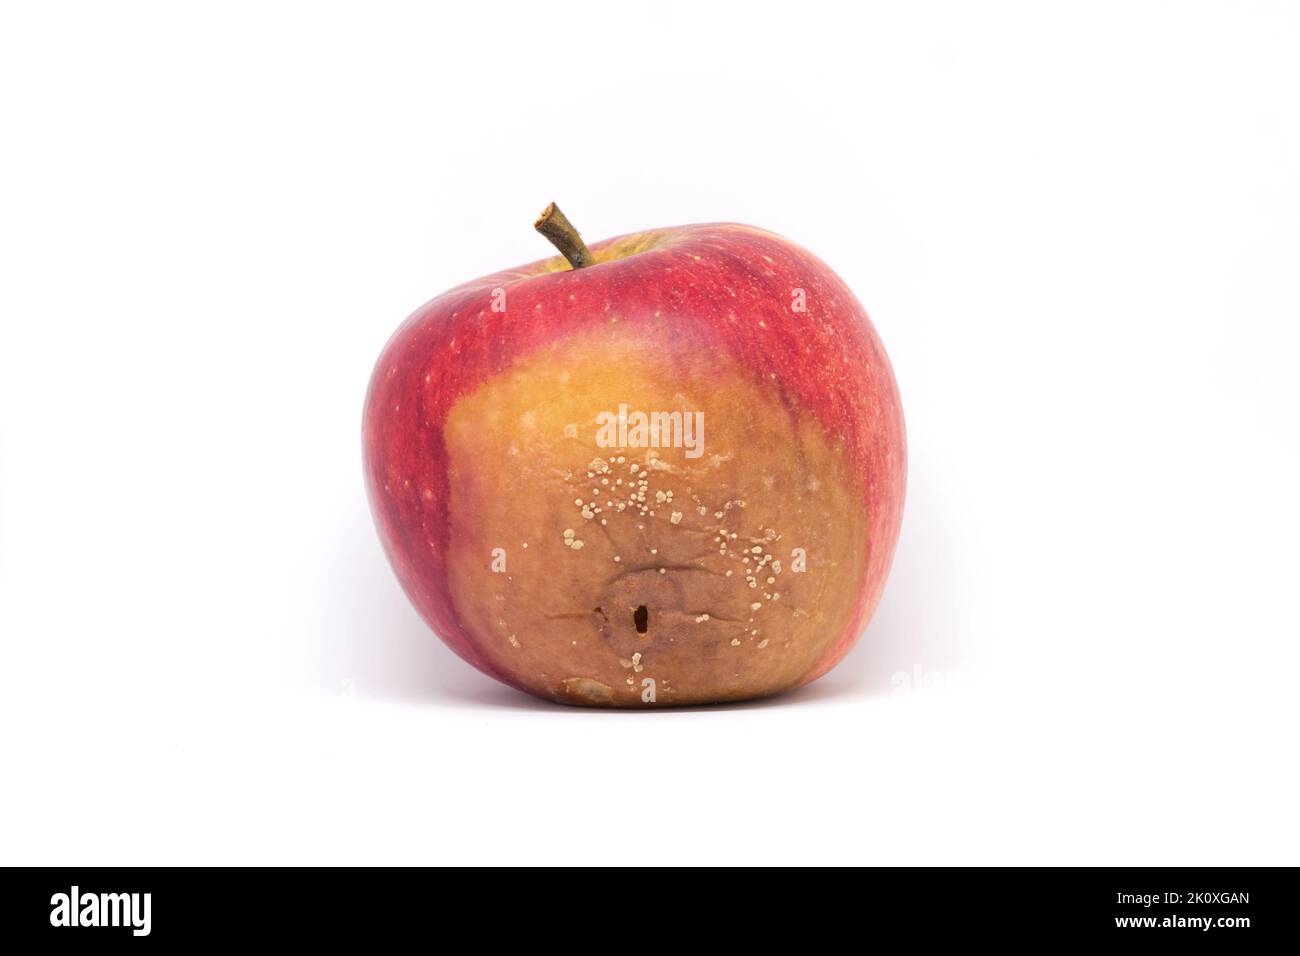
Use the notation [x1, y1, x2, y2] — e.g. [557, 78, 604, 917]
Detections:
[634, 605, 648, 634]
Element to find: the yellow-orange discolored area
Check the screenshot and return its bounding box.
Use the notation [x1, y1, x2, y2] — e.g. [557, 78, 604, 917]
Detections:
[443, 322, 869, 706]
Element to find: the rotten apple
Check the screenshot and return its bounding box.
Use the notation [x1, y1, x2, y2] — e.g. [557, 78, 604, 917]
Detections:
[362, 204, 905, 706]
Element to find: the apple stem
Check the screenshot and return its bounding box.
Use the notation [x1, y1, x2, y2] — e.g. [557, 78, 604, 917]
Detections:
[534, 203, 596, 269]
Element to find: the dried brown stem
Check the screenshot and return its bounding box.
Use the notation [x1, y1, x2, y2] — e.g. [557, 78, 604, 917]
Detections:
[534, 202, 595, 269]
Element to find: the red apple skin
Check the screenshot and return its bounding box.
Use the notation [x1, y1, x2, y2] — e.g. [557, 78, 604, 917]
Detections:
[363, 223, 905, 706]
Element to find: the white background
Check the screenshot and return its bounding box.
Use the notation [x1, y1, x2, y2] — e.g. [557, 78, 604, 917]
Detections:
[1, 1, 1297, 865]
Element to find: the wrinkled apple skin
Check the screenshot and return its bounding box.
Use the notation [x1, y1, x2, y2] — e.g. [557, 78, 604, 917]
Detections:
[363, 224, 905, 706]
